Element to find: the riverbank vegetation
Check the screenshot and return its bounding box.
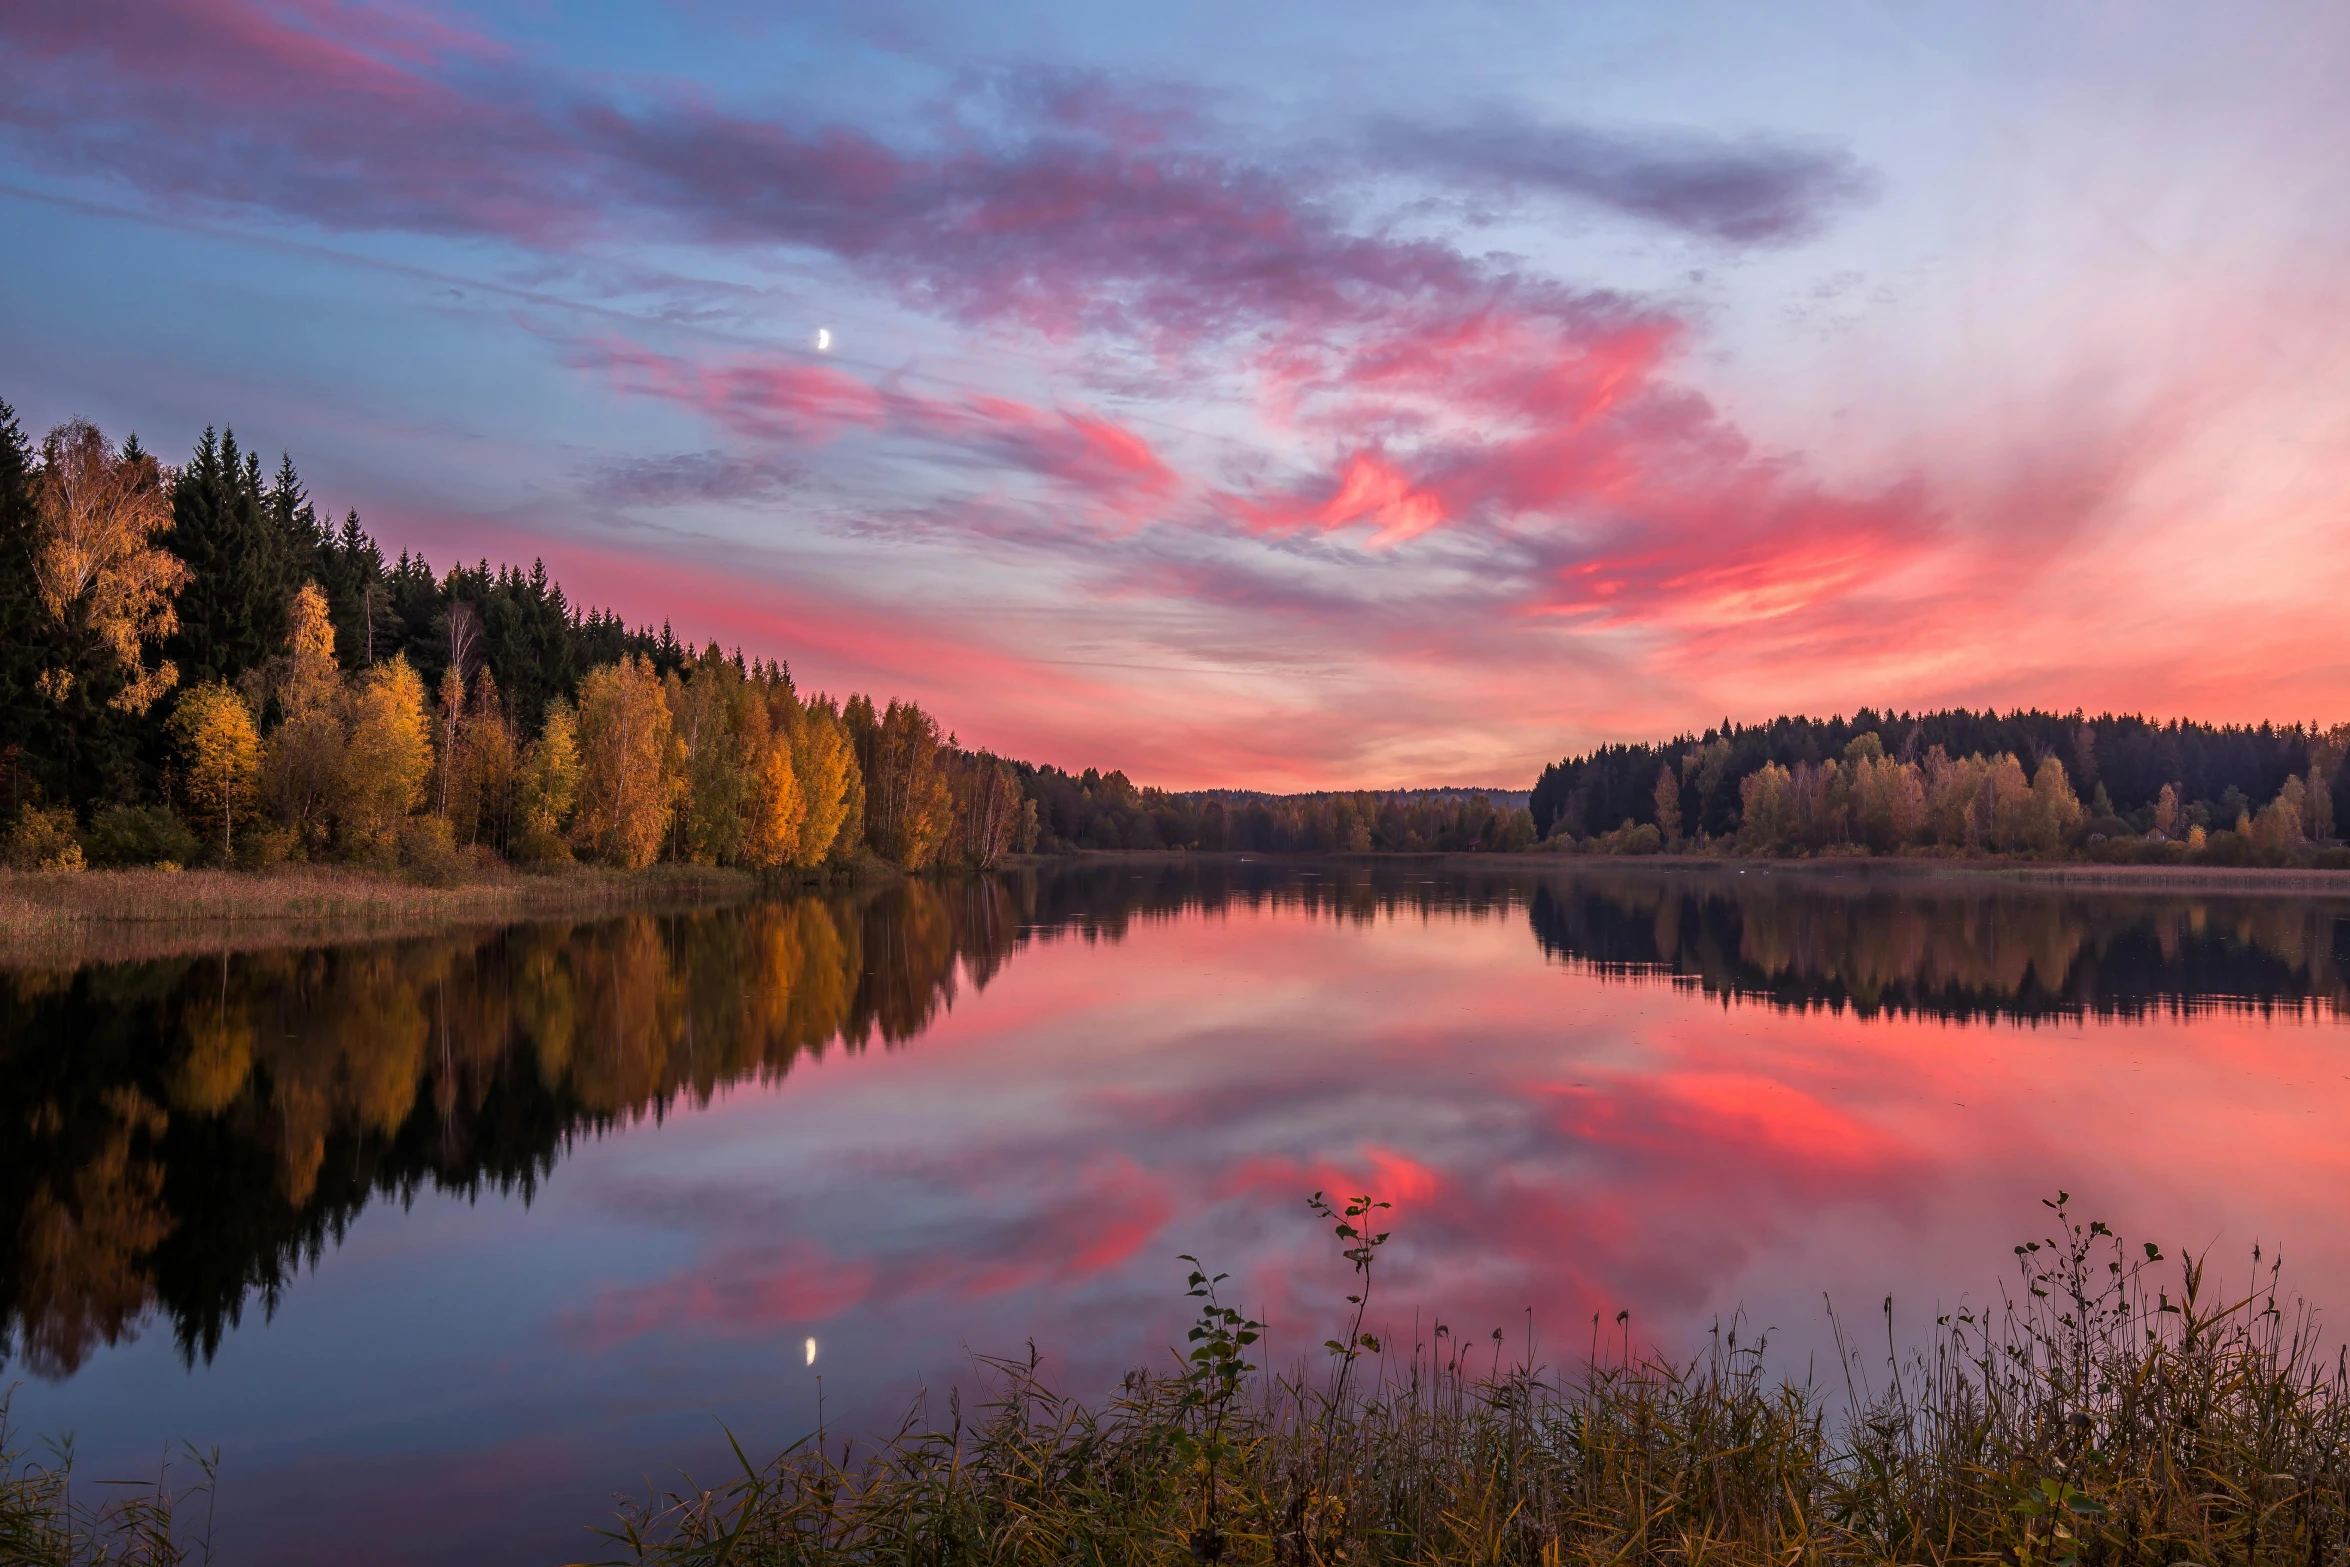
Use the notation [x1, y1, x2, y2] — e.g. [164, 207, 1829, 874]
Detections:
[0, 862, 755, 966]
[8, 1193, 2348, 1567]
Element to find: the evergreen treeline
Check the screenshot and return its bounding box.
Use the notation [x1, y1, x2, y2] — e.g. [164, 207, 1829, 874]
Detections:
[1534, 711, 2350, 863]
[0, 404, 1030, 875]
[1017, 768, 1537, 853]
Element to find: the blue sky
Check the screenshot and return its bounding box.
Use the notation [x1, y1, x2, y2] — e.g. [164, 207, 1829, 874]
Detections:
[4, 0, 2347, 785]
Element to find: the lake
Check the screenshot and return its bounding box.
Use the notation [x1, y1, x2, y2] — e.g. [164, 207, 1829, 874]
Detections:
[6, 861, 2350, 1563]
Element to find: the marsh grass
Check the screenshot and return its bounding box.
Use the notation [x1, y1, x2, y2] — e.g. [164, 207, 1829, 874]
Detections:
[0, 863, 755, 966]
[584, 1194, 2350, 1567]
[7, 1194, 2348, 1566]
[0, 1402, 216, 1567]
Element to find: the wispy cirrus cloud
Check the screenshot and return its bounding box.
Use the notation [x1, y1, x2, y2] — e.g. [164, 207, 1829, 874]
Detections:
[591, 450, 799, 507]
[1368, 112, 1875, 245]
[25, 0, 2257, 787]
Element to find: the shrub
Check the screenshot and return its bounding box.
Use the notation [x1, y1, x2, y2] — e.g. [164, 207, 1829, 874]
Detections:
[80, 804, 202, 869]
[1593, 819, 1664, 855]
[4, 806, 85, 871]
[397, 815, 466, 885]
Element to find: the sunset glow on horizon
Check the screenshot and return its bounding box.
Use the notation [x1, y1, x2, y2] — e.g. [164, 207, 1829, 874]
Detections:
[5, 0, 2347, 788]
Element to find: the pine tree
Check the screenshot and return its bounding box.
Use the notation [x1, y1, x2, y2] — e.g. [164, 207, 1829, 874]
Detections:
[168, 428, 293, 686]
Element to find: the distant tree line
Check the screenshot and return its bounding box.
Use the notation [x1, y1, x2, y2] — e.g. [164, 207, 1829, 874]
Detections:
[1015, 769, 1537, 853]
[1534, 712, 2350, 864]
[0, 403, 1031, 875]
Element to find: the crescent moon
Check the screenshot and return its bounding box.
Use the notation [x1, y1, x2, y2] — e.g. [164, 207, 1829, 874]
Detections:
[815, 328, 832, 353]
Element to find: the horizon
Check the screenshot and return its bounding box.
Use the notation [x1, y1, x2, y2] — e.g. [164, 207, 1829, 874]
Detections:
[5, 1, 2347, 789]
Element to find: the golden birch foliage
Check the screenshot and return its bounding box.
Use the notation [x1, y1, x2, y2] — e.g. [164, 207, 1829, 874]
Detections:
[1652, 764, 1682, 844]
[4, 806, 86, 871]
[2025, 756, 2083, 853]
[514, 701, 582, 863]
[741, 734, 807, 872]
[665, 653, 770, 865]
[168, 681, 260, 858]
[1923, 749, 1983, 847]
[339, 656, 431, 858]
[30, 419, 190, 714]
[862, 699, 953, 868]
[945, 751, 1024, 869]
[2306, 766, 2335, 841]
[260, 583, 347, 855]
[786, 700, 861, 867]
[2154, 784, 2181, 839]
[2255, 776, 2310, 855]
[434, 663, 467, 820]
[1738, 762, 1795, 854]
[1851, 754, 1927, 850]
[574, 654, 676, 870]
[455, 666, 519, 850]
[1986, 754, 2034, 850]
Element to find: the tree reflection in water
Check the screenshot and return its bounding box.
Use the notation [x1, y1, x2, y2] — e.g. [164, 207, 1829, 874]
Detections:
[3, 862, 2344, 1382]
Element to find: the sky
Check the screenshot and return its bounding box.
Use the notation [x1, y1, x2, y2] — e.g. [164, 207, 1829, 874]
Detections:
[3, 0, 2348, 789]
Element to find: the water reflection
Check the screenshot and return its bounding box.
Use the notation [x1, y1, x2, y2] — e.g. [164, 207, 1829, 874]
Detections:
[1525, 869, 2350, 1020]
[0, 878, 1025, 1378]
[7, 864, 2350, 1563]
[5, 863, 2344, 1387]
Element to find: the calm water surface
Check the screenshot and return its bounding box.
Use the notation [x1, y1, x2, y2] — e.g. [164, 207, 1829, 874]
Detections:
[6, 863, 2350, 1563]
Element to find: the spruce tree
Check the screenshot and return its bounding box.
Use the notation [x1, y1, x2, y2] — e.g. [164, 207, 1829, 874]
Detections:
[167, 428, 293, 685]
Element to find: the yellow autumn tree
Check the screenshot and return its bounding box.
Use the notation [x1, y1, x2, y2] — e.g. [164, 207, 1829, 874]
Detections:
[168, 681, 260, 860]
[29, 420, 190, 715]
[784, 696, 861, 867]
[2022, 756, 2083, 854]
[259, 582, 346, 856]
[1652, 764, 1682, 845]
[740, 734, 808, 871]
[452, 666, 519, 850]
[1738, 762, 1796, 854]
[338, 655, 431, 859]
[573, 654, 675, 869]
[514, 700, 582, 862]
[858, 699, 953, 868]
[664, 649, 776, 865]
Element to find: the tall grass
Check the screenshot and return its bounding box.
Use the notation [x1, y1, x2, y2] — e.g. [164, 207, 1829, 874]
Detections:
[585, 1194, 2350, 1567]
[0, 863, 754, 966]
[6, 1195, 2346, 1565]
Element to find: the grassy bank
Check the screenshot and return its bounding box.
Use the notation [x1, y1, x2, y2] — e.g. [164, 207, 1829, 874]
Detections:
[0, 862, 760, 967]
[11, 1196, 2348, 1565]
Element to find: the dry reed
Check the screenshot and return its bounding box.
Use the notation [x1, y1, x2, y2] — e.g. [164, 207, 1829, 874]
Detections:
[583, 1194, 2350, 1567]
[0, 863, 755, 966]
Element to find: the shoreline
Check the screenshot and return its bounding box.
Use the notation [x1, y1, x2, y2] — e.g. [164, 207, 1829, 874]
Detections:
[1012, 847, 2350, 896]
[0, 863, 763, 967]
[11, 848, 2348, 968]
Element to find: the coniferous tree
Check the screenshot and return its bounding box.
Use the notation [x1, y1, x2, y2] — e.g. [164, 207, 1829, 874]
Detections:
[168, 429, 293, 686]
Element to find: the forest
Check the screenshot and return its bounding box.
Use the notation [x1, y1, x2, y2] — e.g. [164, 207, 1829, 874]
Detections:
[1534, 712, 2350, 864]
[0, 404, 1029, 876]
[4, 394, 2345, 876]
